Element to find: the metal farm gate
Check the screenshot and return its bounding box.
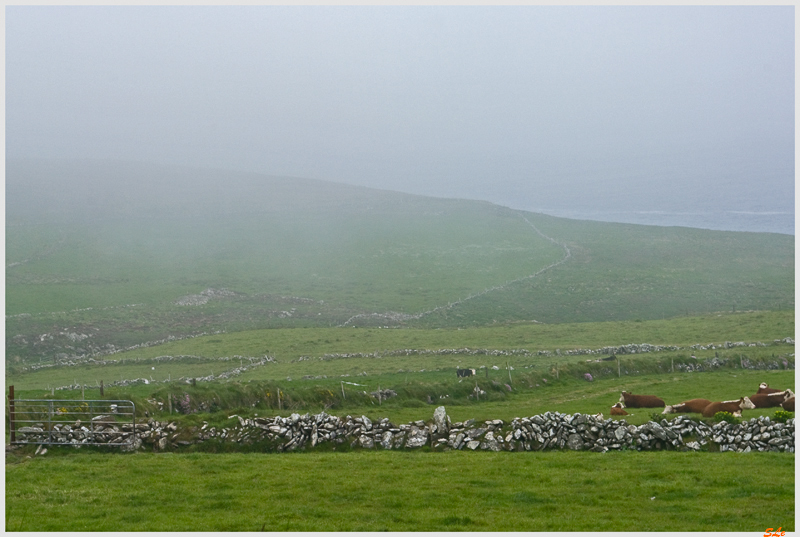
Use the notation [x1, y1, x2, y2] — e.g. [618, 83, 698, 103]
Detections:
[8, 388, 136, 447]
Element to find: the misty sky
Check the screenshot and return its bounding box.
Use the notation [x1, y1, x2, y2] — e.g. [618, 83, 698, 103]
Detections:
[6, 6, 795, 232]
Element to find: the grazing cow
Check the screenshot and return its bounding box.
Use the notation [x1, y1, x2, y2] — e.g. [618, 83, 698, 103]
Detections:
[701, 397, 756, 418]
[619, 391, 665, 408]
[748, 391, 792, 409]
[610, 402, 629, 416]
[456, 368, 476, 378]
[781, 396, 794, 412]
[662, 398, 712, 415]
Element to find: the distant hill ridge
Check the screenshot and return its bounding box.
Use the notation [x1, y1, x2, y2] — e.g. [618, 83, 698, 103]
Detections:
[5, 159, 794, 355]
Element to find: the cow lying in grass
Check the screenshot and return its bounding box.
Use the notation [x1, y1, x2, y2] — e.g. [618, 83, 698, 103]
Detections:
[701, 397, 756, 417]
[757, 383, 785, 395]
[781, 396, 794, 412]
[610, 402, 629, 416]
[662, 398, 712, 415]
[619, 391, 665, 408]
[747, 390, 793, 409]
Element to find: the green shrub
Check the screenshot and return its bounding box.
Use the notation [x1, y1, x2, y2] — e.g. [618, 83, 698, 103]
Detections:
[773, 409, 793, 423]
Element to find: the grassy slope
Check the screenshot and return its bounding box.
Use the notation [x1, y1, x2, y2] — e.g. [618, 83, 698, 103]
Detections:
[418, 212, 795, 326]
[6, 159, 794, 365]
[6, 159, 563, 315]
[7, 310, 793, 392]
[107, 310, 793, 361]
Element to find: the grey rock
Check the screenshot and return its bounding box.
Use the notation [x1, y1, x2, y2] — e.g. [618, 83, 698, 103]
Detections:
[359, 434, 374, 449]
[480, 432, 502, 452]
[122, 437, 142, 452]
[405, 426, 428, 448]
[567, 433, 584, 451]
[433, 406, 449, 435]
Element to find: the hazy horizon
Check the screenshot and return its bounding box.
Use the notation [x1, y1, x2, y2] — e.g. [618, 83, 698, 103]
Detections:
[6, 6, 794, 234]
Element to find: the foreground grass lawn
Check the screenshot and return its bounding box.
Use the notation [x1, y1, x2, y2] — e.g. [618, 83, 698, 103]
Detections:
[6, 450, 793, 532]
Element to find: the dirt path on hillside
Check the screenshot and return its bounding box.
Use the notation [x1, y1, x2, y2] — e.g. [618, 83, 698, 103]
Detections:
[340, 212, 572, 327]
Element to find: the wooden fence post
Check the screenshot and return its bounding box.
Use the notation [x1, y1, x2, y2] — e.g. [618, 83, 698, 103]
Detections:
[507, 362, 512, 384]
[100, 380, 104, 396]
[617, 357, 621, 378]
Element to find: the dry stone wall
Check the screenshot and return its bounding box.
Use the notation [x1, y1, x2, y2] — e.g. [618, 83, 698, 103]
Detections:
[15, 407, 794, 454]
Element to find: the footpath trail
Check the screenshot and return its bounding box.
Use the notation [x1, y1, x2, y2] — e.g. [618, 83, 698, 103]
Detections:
[341, 212, 572, 327]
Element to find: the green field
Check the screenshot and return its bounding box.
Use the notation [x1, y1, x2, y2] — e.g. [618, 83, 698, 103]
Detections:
[7, 310, 794, 397]
[6, 362, 796, 532]
[5, 450, 794, 532]
[6, 159, 795, 533]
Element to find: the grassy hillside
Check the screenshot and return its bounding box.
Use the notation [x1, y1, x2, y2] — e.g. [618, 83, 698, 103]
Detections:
[6, 159, 794, 364]
[7, 311, 794, 417]
[6, 159, 794, 535]
[420, 214, 794, 325]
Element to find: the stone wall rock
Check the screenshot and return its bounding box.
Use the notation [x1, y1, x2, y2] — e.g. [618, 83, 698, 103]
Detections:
[13, 407, 794, 455]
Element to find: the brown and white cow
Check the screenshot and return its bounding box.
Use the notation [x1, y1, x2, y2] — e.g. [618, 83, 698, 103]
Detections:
[748, 391, 793, 409]
[619, 391, 665, 408]
[662, 398, 712, 415]
[781, 396, 794, 412]
[757, 383, 790, 395]
[701, 397, 756, 417]
[610, 402, 629, 416]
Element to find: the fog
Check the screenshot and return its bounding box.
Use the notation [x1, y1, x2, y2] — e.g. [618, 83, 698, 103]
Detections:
[6, 6, 794, 233]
